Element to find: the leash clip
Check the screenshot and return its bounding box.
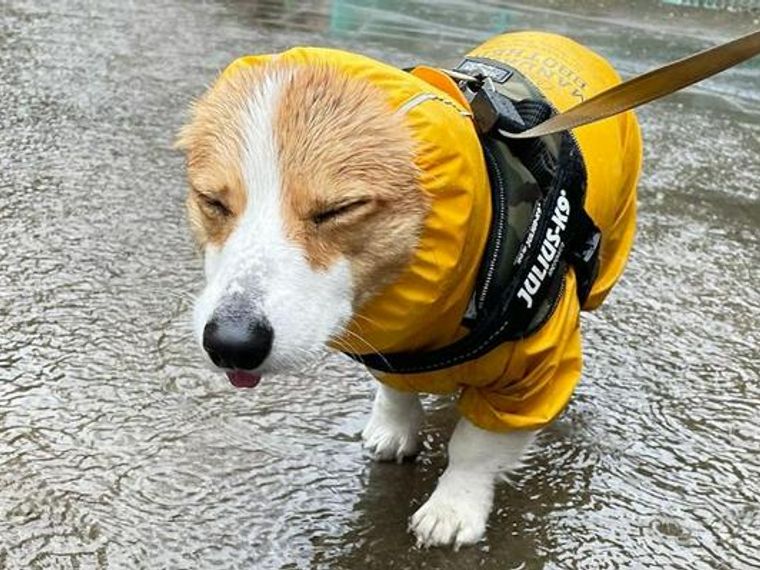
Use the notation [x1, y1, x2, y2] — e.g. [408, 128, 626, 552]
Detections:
[437, 67, 484, 87]
[469, 81, 525, 135]
[439, 67, 526, 135]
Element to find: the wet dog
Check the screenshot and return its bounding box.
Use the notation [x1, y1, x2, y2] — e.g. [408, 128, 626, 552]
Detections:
[177, 32, 641, 548]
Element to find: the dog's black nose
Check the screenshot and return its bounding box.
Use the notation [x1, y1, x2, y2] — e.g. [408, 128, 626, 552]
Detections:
[203, 318, 273, 370]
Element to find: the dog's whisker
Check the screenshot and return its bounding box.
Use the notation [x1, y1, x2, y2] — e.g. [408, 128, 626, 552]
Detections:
[339, 329, 375, 354]
[349, 311, 384, 330]
[339, 329, 393, 371]
[330, 338, 354, 354]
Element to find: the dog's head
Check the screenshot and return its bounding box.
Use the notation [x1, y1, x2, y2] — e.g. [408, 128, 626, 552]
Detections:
[177, 59, 429, 386]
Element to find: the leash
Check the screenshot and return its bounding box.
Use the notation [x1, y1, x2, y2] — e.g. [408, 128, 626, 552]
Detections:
[448, 29, 760, 139]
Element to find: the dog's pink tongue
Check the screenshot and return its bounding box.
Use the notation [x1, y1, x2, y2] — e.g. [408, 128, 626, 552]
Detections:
[226, 370, 262, 388]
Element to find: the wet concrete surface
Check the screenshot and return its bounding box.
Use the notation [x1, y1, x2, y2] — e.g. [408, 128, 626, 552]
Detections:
[1, 0, 758, 568]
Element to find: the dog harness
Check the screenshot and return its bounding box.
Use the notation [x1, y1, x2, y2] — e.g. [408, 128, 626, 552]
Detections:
[341, 33, 642, 431]
[348, 61, 603, 374]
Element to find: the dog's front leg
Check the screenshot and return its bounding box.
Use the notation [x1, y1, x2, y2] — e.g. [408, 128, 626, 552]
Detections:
[362, 383, 423, 463]
[410, 418, 535, 549]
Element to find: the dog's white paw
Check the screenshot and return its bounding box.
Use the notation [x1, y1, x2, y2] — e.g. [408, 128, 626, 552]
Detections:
[362, 387, 422, 463]
[409, 474, 492, 549]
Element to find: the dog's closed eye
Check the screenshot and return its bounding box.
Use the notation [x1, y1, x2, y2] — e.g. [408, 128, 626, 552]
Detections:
[194, 189, 232, 218]
[311, 198, 372, 226]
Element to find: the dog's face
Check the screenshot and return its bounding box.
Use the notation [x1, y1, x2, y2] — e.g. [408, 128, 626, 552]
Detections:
[177, 62, 428, 385]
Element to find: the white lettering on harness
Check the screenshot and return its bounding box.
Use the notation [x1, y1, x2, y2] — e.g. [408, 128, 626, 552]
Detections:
[516, 190, 570, 309]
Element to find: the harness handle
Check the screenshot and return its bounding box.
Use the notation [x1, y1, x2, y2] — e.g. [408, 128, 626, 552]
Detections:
[495, 29, 760, 139]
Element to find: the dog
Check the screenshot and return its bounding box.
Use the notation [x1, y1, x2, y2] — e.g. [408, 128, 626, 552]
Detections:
[177, 31, 642, 548]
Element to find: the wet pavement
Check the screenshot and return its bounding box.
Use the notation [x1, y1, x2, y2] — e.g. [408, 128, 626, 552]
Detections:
[1, 0, 759, 568]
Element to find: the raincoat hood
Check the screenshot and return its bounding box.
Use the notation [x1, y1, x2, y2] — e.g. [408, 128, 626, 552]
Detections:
[221, 48, 492, 355]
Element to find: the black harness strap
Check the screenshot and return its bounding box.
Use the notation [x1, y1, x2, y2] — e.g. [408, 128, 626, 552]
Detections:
[344, 75, 601, 375]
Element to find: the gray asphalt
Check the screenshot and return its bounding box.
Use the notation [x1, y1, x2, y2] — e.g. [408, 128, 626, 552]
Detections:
[1, 1, 758, 569]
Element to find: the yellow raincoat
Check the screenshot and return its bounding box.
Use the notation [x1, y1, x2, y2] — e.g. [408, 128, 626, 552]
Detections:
[222, 32, 642, 432]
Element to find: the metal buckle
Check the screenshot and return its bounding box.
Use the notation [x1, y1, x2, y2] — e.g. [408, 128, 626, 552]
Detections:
[437, 68, 480, 83]
[438, 68, 499, 105]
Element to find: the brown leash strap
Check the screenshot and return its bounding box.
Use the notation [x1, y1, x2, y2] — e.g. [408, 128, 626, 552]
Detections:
[500, 29, 760, 139]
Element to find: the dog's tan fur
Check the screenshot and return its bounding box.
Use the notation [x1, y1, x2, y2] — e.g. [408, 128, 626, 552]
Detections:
[176, 65, 261, 248]
[276, 64, 428, 304]
[178, 62, 430, 307]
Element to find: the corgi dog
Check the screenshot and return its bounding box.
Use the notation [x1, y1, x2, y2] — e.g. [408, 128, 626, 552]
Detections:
[177, 32, 641, 548]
